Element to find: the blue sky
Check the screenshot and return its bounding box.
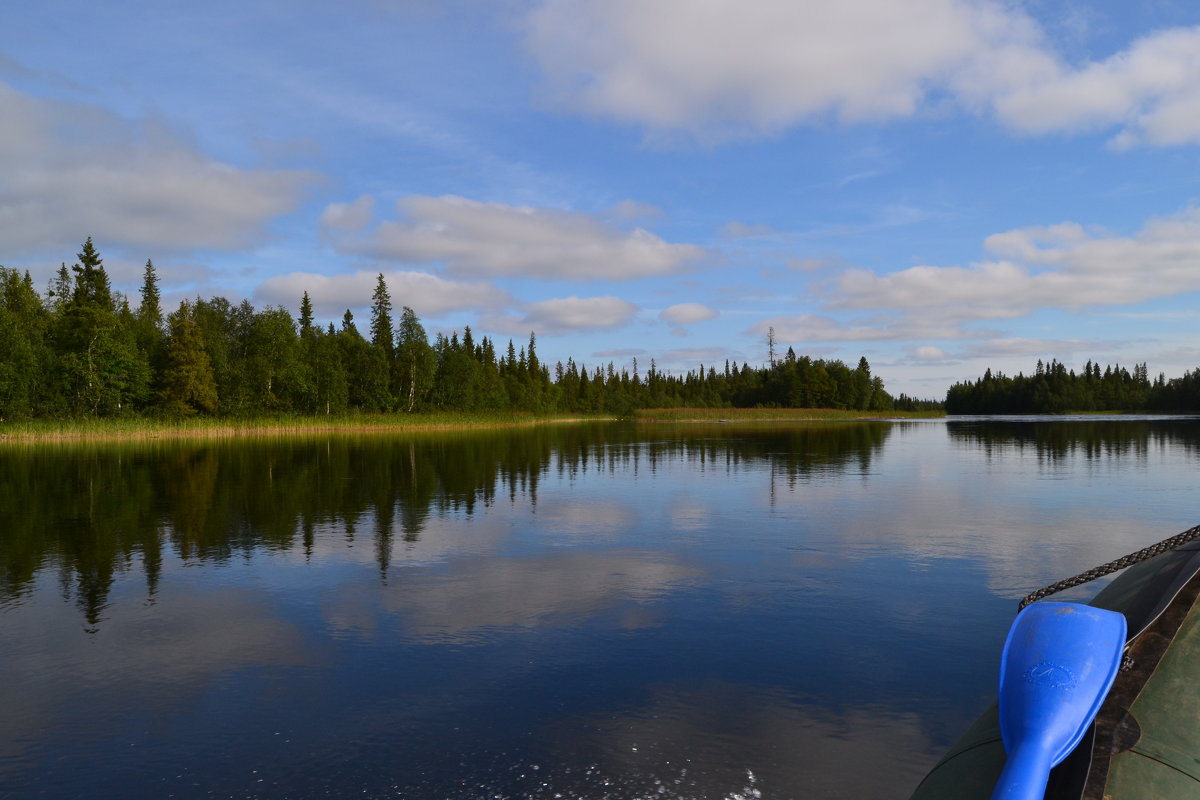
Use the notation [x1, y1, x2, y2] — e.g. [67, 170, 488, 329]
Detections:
[3, 0, 1200, 398]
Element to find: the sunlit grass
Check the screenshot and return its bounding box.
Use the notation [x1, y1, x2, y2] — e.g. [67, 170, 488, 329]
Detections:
[0, 406, 945, 443]
[0, 411, 615, 443]
[631, 407, 944, 422]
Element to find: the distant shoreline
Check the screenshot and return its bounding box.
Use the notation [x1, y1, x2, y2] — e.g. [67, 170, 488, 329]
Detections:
[0, 408, 945, 443]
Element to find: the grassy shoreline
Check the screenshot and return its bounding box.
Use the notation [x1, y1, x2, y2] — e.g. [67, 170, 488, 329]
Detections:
[0, 412, 615, 443]
[0, 407, 945, 443]
[631, 407, 944, 423]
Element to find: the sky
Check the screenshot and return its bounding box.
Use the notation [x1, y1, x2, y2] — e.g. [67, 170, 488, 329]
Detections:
[3, 0, 1200, 399]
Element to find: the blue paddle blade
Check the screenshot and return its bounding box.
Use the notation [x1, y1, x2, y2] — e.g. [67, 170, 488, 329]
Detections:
[991, 601, 1126, 800]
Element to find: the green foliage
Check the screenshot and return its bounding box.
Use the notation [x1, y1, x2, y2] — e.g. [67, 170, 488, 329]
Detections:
[943, 358, 1195, 413]
[339, 311, 391, 411]
[160, 301, 218, 416]
[0, 238, 963, 423]
[235, 306, 304, 413]
[138, 260, 162, 329]
[71, 236, 114, 311]
[396, 306, 434, 411]
[309, 328, 349, 414]
[369, 273, 394, 355]
[299, 291, 315, 335]
[0, 268, 52, 419]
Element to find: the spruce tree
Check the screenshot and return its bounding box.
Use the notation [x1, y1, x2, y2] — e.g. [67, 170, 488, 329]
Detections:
[49, 263, 72, 312]
[72, 236, 113, 311]
[160, 301, 219, 415]
[138, 260, 162, 328]
[369, 274, 394, 355]
[299, 291, 314, 335]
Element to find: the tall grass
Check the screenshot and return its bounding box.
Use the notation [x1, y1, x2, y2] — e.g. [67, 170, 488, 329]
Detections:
[0, 411, 615, 443]
[631, 407, 944, 422]
[0, 407, 944, 443]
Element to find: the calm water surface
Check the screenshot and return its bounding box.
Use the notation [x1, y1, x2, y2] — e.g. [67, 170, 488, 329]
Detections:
[1, 418, 1198, 799]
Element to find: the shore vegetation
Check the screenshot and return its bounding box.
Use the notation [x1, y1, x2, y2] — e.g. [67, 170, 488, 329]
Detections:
[945, 358, 1200, 414]
[1, 239, 947, 436]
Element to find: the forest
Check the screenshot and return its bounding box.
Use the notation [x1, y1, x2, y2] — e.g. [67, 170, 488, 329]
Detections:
[944, 358, 1200, 414]
[0, 239, 905, 421]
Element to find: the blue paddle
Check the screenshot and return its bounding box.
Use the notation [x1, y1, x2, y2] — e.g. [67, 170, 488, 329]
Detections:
[990, 601, 1126, 800]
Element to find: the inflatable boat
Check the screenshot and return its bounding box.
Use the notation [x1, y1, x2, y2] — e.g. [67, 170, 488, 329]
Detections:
[910, 527, 1200, 799]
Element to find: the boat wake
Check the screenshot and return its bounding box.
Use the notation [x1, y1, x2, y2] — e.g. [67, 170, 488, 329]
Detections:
[403, 764, 765, 800]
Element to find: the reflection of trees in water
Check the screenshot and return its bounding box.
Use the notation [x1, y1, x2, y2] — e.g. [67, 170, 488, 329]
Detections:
[947, 419, 1200, 463]
[549, 423, 893, 484]
[0, 422, 891, 626]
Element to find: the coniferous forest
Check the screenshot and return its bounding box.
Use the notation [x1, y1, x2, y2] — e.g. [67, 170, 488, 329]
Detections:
[0, 239, 903, 421]
[945, 358, 1200, 414]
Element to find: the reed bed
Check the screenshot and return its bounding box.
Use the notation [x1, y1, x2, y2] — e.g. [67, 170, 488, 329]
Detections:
[0, 412, 615, 443]
[0, 407, 944, 443]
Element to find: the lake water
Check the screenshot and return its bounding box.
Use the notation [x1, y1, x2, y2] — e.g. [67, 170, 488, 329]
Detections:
[2, 417, 1198, 799]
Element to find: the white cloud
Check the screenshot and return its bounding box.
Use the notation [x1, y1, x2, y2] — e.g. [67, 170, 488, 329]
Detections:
[991, 27, 1200, 147]
[0, 82, 314, 257]
[342, 194, 705, 280]
[255, 269, 509, 318]
[528, 295, 639, 330]
[318, 194, 375, 233]
[488, 295, 640, 335]
[525, 1, 1200, 148]
[663, 347, 733, 362]
[963, 338, 1119, 360]
[748, 314, 995, 343]
[525, 0, 1050, 139]
[834, 207, 1200, 319]
[1146, 345, 1200, 367]
[913, 345, 950, 361]
[659, 302, 718, 324]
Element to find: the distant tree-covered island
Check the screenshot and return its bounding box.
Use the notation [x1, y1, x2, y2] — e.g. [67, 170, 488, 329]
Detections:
[0, 239, 924, 424]
[945, 358, 1200, 414]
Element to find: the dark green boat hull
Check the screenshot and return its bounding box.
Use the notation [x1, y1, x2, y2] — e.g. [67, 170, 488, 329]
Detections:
[911, 543, 1200, 799]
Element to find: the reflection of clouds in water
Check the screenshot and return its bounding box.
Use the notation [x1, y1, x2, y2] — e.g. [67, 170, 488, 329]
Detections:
[752, 423, 1188, 601]
[534, 496, 637, 538]
[532, 683, 939, 799]
[668, 492, 709, 532]
[0, 579, 309, 765]
[381, 552, 703, 643]
[281, 508, 514, 570]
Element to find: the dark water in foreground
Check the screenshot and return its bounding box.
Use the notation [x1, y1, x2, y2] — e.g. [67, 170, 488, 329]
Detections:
[1, 417, 1198, 799]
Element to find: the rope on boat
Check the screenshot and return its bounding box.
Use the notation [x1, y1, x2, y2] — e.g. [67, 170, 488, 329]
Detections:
[1019, 522, 1200, 610]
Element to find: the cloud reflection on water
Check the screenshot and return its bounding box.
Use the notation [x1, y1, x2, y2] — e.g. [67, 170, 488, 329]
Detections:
[381, 552, 702, 644]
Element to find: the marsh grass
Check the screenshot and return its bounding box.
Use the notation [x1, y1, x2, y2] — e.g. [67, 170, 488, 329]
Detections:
[0, 411, 615, 443]
[0, 407, 944, 443]
[631, 407, 944, 422]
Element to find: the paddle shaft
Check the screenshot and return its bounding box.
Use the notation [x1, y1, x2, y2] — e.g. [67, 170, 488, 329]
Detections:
[991, 742, 1054, 800]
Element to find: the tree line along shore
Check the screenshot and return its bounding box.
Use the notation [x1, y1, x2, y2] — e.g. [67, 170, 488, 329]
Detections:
[7, 240, 1190, 434]
[945, 358, 1200, 414]
[1, 239, 933, 430]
